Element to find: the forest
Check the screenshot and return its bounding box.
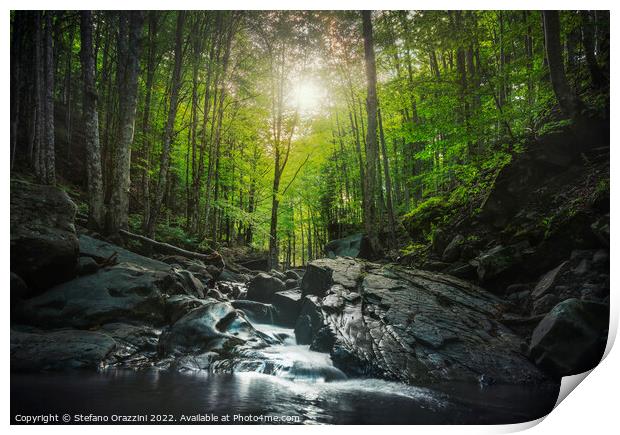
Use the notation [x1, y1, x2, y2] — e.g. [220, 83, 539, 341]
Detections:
[10, 10, 610, 267]
[10, 10, 610, 425]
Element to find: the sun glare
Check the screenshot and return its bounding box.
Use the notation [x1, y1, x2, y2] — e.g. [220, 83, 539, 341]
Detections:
[291, 79, 325, 116]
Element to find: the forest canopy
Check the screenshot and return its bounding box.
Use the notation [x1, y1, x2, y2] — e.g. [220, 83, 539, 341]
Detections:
[10, 10, 610, 269]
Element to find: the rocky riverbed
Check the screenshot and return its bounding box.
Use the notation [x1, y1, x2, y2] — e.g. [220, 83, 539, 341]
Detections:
[10, 180, 609, 424]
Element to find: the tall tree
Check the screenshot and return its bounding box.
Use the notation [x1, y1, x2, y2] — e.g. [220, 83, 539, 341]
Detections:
[146, 11, 186, 237]
[542, 11, 579, 118]
[108, 11, 144, 235]
[80, 11, 105, 230]
[361, 10, 380, 255]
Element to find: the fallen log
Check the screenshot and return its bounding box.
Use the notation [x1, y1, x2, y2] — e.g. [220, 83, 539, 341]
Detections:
[119, 229, 224, 268]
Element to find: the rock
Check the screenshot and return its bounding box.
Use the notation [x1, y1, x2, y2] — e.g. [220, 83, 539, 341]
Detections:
[301, 257, 361, 298]
[324, 233, 364, 258]
[442, 234, 465, 262]
[591, 214, 610, 247]
[11, 272, 30, 302]
[11, 328, 116, 372]
[284, 278, 298, 289]
[218, 268, 247, 283]
[231, 300, 277, 324]
[531, 262, 569, 299]
[294, 296, 324, 345]
[158, 302, 266, 356]
[272, 289, 302, 326]
[296, 258, 548, 385]
[19, 263, 168, 328]
[284, 270, 300, 280]
[76, 256, 99, 275]
[165, 294, 209, 323]
[421, 259, 451, 272]
[215, 281, 245, 299]
[270, 269, 286, 281]
[472, 241, 532, 284]
[532, 294, 559, 315]
[506, 283, 531, 294]
[529, 299, 608, 377]
[443, 262, 477, 280]
[169, 269, 205, 298]
[79, 235, 170, 272]
[246, 273, 285, 303]
[11, 180, 79, 291]
[100, 323, 161, 369]
[431, 228, 451, 257]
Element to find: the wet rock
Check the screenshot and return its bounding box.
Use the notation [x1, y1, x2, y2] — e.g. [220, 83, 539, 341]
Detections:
[218, 268, 247, 283]
[77, 256, 99, 276]
[442, 234, 465, 262]
[164, 295, 209, 324]
[529, 298, 608, 377]
[168, 269, 205, 298]
[246, 273, 285, 303]
[532, 294, 559, 315]
[231, 300, 277, 324]
[284, 270, 300, 280]
[301, 257, 362, 298]
[270, 269, 286, 281]
[506, 283, 531, 294]
[297, 258, 548, 385]
[19, 261, 189, 329]
[272, 289, 302, 326]
[79, 235, 170, 272]
[11, 180, 79, 291]
[294, 296, 324, 345]
[100, 323, 161, 368]
[158, 302, 266, 356]
[11, 328, 116, 372]
[285, 278, 298, 289]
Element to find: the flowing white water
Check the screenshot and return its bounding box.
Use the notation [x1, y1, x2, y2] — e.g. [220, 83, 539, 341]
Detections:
[233, 322, 347, 383]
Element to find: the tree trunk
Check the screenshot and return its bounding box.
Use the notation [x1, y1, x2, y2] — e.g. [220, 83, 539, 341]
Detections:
[542, 11, 579, 118]
[147, 11, 186, 237]
[580, 10, 606, 89]
[378, 106, 396, 249]
[43, 12, 56, 185]
[108, 11, 144, 236]
[361, 10, 381, 256]
[80, 11, 105, 230]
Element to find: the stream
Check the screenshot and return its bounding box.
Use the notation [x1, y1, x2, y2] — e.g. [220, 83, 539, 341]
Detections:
[12, 312, 560, 424]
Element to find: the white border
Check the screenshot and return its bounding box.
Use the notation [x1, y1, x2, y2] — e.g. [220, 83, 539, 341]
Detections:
[3, 1, 618, 434]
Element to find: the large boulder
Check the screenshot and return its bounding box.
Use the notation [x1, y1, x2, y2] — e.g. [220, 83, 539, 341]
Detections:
[441, 234, 465, 263]
[301, 257, 362, 298]
[471, 242, 532, 284]
[231, 300, 277, 324]
[246, 273, 285, 303]
[11, 328, 116, 372]
[325, 233, 365, 258]
[10, 180, 79, 291]
[297, 258, 549, 385]
[272, 289, 302, 326]
[158, 302, 268, 356]
[17, 237, 202, 329]
[529, 298, 608, 377]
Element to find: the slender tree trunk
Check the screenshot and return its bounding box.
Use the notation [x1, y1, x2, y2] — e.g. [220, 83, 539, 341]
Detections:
[80, 11, 105, 230]
[542, 11, 579, 118]
[378, 106, 396, 249]
[580, 10, 606, 89]
[141, 12, 159, 233]
[147, 11, 186, 237]
[42, 12, 56, 185]
[108, 11, 144, 235]
[361, 10, 380, 256]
